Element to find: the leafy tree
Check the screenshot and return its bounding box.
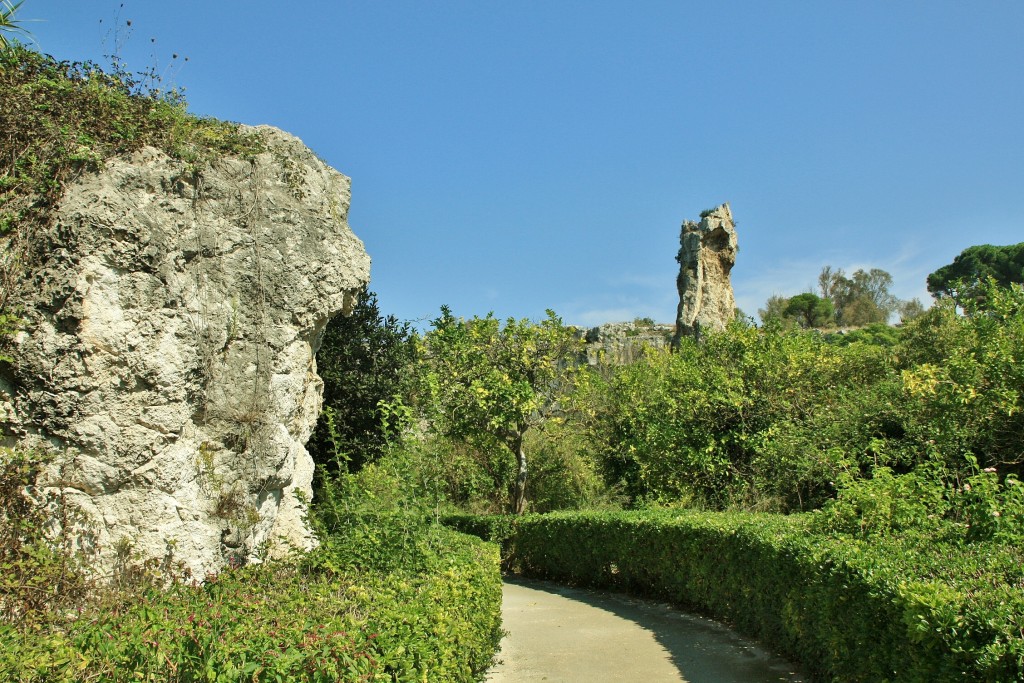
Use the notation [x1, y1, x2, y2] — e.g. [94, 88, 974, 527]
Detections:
[758, 294, 794, 327]
[926, 242, 1024, 305]
[819, 266, 899, 326]
[418, 308, 585, 514]
[784, 292, 834, 329]
[899, 281, 1024, 478]
[308, 286, 417, 475]
[898, 297, 926, 322]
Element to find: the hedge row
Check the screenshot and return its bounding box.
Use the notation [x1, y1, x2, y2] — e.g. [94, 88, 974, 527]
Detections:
[1, 524, 502, 682]
[444, 510, 1024, 682]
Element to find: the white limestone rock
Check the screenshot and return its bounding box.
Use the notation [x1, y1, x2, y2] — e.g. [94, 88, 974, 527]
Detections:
[672, 203, 738, 344]
[582, 322, 674, 365]
[0, 126, 370, 577]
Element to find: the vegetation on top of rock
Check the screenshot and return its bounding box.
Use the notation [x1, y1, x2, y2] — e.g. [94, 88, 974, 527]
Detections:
[0, 45, 263, 234]
[0, 45, 265, 336]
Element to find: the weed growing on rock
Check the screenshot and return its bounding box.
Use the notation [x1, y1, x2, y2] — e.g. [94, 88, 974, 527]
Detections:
[0, 45, 265, 327]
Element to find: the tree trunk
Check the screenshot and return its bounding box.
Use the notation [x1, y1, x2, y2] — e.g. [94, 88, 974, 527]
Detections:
[510, 433, 527, 514]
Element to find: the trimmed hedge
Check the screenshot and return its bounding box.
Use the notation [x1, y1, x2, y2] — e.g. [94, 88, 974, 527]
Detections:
[0, 524, 502, 682]
[445, 511, 1024, 682]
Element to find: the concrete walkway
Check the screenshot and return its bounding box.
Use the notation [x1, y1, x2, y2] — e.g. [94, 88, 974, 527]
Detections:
[487, 577, 805, 683]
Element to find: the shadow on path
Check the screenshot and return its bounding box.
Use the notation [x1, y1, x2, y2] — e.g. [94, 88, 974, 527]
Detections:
[488, 576, 805, 683]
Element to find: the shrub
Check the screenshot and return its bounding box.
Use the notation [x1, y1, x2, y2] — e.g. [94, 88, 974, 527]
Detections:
[595, 323, 906, 511]
[0, 449, 97, 627]
[1, 520, 502, 682]
[449, 510, 1024, 682]
[898, 283, 1024, 479]
[2, 449, 503, 682]
[810, 466, 950, 538]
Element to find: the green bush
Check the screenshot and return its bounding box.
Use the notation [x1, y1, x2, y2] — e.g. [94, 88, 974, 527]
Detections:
[442, 513, 520, 569]
[449, 510, 1024, 682]
[898, 284, 1024, 479]
[0, 522, 502, 682]
[810, 466, 951, 538]
[596, 323, 906, 511]
[2, 449, 502, 682]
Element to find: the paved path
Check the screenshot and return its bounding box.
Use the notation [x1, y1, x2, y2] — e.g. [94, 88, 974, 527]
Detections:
[487, 578, 805, 683]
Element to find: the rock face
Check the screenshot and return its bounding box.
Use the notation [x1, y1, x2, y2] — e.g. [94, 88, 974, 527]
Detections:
[672, 203, 738, 345]
[0, 126, 370, 576]
[582, 322, 674, 365]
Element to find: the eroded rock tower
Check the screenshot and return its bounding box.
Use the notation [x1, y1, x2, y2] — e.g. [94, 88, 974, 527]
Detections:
[672, 202, 739, 345]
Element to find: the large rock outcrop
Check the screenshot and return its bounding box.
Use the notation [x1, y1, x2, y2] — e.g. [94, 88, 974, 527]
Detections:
[0, 126, 370, 576]
[582, 321, 674, 365]
[672, 203, 738, 345]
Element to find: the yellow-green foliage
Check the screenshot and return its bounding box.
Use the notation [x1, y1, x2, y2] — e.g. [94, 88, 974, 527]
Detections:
[594, 282, 1024, 512]
[598, 321, 901, 510]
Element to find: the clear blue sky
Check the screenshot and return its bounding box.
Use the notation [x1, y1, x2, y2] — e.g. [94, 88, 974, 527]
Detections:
[24, 1, 1024, 327]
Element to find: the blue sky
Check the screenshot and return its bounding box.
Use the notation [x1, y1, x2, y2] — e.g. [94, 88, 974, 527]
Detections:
[24, 1, 1024, 327]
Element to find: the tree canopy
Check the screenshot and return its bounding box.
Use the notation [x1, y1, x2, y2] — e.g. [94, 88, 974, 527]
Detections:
[417, 308, 584, 513]
[926, 242, 1024, 305]
[784, 293, 834, 329]
[818, 266, 900, 326]
[308, 286, 417, 475]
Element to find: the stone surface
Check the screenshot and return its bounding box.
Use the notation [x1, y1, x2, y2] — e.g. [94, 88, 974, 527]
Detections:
[673, 203, 739, 345]
[0, 126, 370, 577]
[582, 322, 674, 365]
[488, 578, 805, 682]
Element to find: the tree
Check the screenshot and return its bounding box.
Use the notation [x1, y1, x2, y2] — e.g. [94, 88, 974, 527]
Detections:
[840, 295, 886, 327]
[308, 286, 417, 475]
[926, 242, 1024, 306]
[419, 308, 585, 514]
[758, 294, 793, 327]
[784, 293, 834, 329]
[819, 266, 899, 326]
[898, 298, 926, 323]
[818, 266, 845, 311]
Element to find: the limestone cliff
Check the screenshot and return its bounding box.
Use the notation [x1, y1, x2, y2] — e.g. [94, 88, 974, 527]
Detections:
[672, 203, 738, 345]
[582, 322, 673, 365]
[0, 126, 370, 576]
